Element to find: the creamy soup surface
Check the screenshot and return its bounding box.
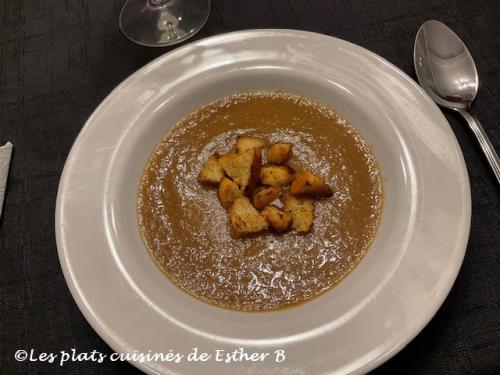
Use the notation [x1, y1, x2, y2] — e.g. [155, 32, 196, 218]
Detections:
[138, 92, 383, 311]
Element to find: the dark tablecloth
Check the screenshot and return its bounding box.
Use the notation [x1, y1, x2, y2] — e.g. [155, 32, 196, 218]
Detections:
[1, 1, 499, 374]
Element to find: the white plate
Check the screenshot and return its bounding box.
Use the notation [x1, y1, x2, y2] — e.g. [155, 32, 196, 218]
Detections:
[56, 30, 471, 375]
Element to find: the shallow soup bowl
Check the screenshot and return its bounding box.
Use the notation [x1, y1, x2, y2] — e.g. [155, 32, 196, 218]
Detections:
[56, 29, 471, 375]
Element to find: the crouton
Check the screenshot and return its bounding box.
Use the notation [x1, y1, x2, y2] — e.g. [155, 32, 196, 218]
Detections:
[229, 197, 268, 235]
[218, 148, 262, 190]
[267, 143, 293, 164]
[218, 177, 243, 209]
[235, 136, 269, 152]
[251, 186, 281, 209]
[260, 205, 292, 232]
[290, 171, 332, 197]
[259, 165, 295, 187]
[287, 159, 304, 173]
[197, 155, 224, 184]
[282, 193, 315, 233]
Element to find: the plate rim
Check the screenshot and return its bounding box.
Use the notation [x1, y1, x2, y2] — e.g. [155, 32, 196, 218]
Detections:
[55, 28, 471, 375]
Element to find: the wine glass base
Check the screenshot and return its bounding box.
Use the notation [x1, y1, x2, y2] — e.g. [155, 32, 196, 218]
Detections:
[119, 0, 211, 47]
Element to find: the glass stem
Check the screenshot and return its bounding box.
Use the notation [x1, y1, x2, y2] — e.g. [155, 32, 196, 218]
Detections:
[149, 0, 170, 7]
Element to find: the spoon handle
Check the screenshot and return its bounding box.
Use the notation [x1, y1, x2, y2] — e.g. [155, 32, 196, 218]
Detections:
[457, 109, 500, 185]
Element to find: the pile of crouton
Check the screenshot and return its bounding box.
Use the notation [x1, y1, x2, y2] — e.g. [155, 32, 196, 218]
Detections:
[197, 136, 332, 236]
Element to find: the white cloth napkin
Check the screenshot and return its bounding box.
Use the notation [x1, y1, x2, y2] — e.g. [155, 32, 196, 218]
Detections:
[0, 142, 13, 217]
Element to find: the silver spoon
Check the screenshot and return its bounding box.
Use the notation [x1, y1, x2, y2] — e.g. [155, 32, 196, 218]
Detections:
[414, 20, 500, 184]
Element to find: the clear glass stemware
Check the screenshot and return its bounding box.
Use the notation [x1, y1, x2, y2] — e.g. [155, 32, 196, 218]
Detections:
[119, 0, 211, 47]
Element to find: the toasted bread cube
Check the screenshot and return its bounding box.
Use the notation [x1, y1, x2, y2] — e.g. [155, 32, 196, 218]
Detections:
[290, 171, 332, 197]
[197, 155, 224, 184]
[229, 197, 268, 235]
[218, 177, 243, 209]
[251, 186, 281, 209]
[287, 159, 304, 173]
[218, 148, 262, 190]
[259, 165, 295, 187]
[260, 205, 292, 232]
[282, 194, 315, 233]
[235, 136, 269, 152]
[267, 143, 293, 164]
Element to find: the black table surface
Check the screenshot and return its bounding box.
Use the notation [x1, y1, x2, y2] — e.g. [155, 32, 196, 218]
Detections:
[1, 1, 499, 374]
